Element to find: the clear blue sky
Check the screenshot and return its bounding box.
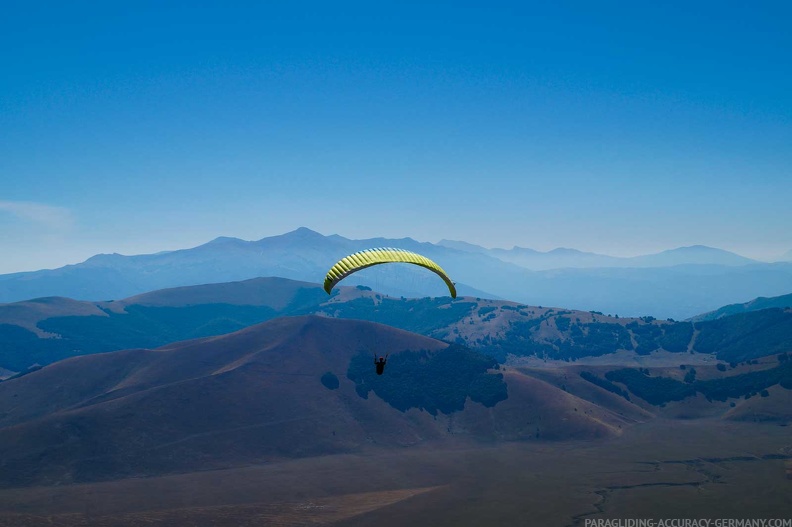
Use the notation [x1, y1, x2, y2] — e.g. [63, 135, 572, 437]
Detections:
[1, 1, 790, 273]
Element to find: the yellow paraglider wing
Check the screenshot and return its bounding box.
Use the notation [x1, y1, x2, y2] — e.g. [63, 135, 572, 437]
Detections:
[323, 247, 457, 298]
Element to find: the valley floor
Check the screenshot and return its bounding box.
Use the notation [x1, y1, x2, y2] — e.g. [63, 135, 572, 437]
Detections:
[0, 419, 789, 526]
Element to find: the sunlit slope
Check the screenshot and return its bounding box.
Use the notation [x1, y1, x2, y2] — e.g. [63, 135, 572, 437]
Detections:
[446, 370, 646, 441]
[724, 384, 792, 422]
[569, 353, 792, 421]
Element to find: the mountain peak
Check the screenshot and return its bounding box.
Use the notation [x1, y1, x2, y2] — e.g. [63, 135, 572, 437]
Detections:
[83, 253, 125, 265]
[285, 227, 324, 237]
[198, 236, 248, 249]
[208, 236, 244, 243]
[668, 245, 718, 253]
[257, 227, 328, 242]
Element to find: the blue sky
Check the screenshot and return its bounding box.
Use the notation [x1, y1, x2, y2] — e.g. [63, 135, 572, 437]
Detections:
[1, 1, 790, 273]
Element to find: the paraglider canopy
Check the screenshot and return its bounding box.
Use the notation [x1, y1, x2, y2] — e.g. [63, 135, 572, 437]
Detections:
[323, 247, 457, 298]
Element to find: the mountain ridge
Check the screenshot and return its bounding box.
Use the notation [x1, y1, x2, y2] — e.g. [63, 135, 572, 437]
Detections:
[1, 227, 790, 320]
[690, 292, 792, 322]
[2, 276, 790, 374]
[439, 239, 758, 269]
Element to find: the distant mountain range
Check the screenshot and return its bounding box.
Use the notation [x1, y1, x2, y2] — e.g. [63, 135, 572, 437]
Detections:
[438, 240, 759, 269]
[1, 227, 792, 320]
[0, 228, 499, 303]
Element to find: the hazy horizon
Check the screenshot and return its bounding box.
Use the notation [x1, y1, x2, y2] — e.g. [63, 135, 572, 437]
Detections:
[2, 2, 790, 274]
[1, 225, 788, 276]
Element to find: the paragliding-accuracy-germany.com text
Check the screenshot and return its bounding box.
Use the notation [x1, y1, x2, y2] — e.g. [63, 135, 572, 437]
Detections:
[584, 519, 792, 527]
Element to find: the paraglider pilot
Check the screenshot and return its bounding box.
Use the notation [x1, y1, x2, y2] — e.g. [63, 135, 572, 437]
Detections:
[374, 353, 388, 375]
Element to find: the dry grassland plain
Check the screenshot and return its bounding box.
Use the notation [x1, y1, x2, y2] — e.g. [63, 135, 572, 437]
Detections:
[0, 419, 789, 526]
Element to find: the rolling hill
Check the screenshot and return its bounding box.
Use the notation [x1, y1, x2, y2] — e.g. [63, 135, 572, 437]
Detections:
[0, 278, 328, 371]
[2, 277, 791, 374]
[0, 312, 788, 492]
[0, 316, 637, 487]
[690, 292, 792, 322]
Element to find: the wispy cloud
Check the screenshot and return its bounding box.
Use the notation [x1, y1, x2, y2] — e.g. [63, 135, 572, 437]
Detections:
[0, 200, 75, 231]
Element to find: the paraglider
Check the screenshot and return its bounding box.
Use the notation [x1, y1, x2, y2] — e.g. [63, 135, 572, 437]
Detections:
[374, 354, 388, 375]
[323, 247, 457, 375]
[323, 247, 457, 298]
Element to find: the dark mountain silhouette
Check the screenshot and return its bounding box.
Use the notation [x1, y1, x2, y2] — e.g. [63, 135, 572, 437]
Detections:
[1, 227, 790, 319]
[690, 292, 792, 322]
[0, 316, 635, 487]
[692, 308, 792, 363]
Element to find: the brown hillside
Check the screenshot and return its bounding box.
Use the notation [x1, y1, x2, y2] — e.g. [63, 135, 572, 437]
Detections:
[0, 316, 449, 486]
[449, 370, 637, 441]
[0, 316, 631, 488]
[516, 366, 654, 423]
[723, 385, 792, 423]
